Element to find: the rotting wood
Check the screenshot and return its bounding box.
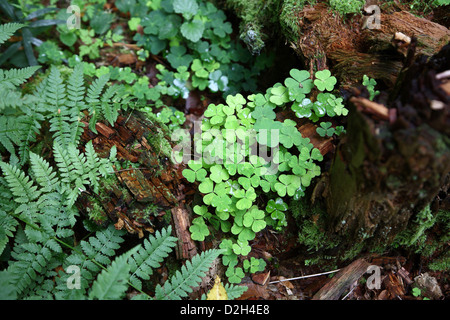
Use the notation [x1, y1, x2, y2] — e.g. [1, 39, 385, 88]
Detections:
[324, 43, 450, 247]
[312, 258, 371, 300]
[77, 111, 186, 239]
[171, 205, 198, 260]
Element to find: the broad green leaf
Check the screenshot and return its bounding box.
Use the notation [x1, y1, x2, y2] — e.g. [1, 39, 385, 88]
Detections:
[181, 19, 205, 42]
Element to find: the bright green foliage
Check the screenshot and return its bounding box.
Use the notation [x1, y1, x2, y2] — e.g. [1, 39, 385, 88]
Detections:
[182, 67, 348, 284]
[314, 70, 337, 92]
[265, 198, 288, 231]
[243, 257, 266, 273]
[128, 227, 179, 290]
[154, 248, 224, 300]
[362, 75, 380, 101]
[328, 0, 365, 15]
[88, 250, 134, 300]
[133, 0, 271, 97]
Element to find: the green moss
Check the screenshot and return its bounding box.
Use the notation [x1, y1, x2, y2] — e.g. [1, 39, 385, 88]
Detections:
[328, 0, 364, 16]
[86, 199, 109, 225]
[291, 196, 340, 254]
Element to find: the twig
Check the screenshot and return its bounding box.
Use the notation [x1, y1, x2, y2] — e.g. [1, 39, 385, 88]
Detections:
[268, 269, 341, 284]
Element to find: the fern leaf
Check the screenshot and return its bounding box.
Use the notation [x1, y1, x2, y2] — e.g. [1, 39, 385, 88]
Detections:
[29, 152, 59, 193]
[52, 141, 73, 181]
[86, 73, 109, 133]
[0, 66, 40, 88]
[0, 66, 41, 90]
[100, 85, 121, 126]
[55, 225, 126, 298]
[89, 248, 137, 300]
[0, 23, 24, 45]
[42, 66, 66, 114]
[8, 241, 53, 295]
[17, 108, 44, 165]
[155, 249, 223, 300]
[0, 210, 18, 256]
[66, 63, 86, 114]
[0, 270, 18, 300]
[128, 226, 178, 290]
[223, 283, 248, 300]
[0, 161, 40, 203]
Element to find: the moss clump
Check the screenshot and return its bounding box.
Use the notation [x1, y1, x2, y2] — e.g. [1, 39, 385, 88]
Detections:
[328, 0, 364, 16]
[291, 196, 340, 254]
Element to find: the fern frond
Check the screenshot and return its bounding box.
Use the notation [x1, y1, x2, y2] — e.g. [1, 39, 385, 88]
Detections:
[128, 226, 178, 290]
[16, 108, 44, 165]
[0, 161, 40, 204]
[0, 270, 18, 299]
[55, 225, 126, 298]
[88, 248, 137, 300]
[86, 73, 110, 133]
[29, 152, 59, 193]
[154, 249, 224, 300]
[0, 210, 18, 256]
[0, 23, 24, 45]
[100, 85, 121, 126]
[37, 191, 78, 239]
[0, 116, 20, 164]
[42, 66, 66, 114]
[66, 63, 86, 114]
[52, 141, 73, 184]
[74, 225, 125, 279]
[223, 283, 248, 300]
[0, 66, 41, 90]
[8, 241, 53, 295]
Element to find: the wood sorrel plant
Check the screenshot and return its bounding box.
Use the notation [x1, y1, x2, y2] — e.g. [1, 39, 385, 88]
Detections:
[175, 68, 347, 283]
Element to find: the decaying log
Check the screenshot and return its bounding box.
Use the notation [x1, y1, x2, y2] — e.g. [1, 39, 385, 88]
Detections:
[171, 205, 198, 260]
[77, 111, 187, 239]
[294, 3, 450, 87]
[312, 258, 371, 300]
[324, 43, 450, 246]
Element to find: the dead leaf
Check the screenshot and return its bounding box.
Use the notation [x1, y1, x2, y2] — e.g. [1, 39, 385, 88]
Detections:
[206, 276, 228, 300]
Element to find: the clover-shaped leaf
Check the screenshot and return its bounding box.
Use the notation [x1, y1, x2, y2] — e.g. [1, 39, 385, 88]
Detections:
[314, 69, 337, 92]
[191, 58, 209, 78]
[316, 121, 335, 137]
[310, 148, 323, 161]
[243, 257, 267, 273]
[182, 160, 207, 182]
[269, 85, 290, 106]
[226, 93, 246, 111]
[193, 205, 211, 218]
[251, 104, 276, 120]
[219, 239, 234, 256]
[234, 187, 257, 210]
[284, 69, 314, 102]
[274, 174, 301, 197]
[231, 221, 256, 242]
[292, 98, 314, 119]
[204, 103, 226, 125]
[198, 177, 214, 194]
[225, 266, 245, 284]
[209, 164, 229, 183]
[280, 120, 303, 148]
[243, 206, 266, 232]
[189, 217, 210, 241]
[232, 240, 251, 256]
